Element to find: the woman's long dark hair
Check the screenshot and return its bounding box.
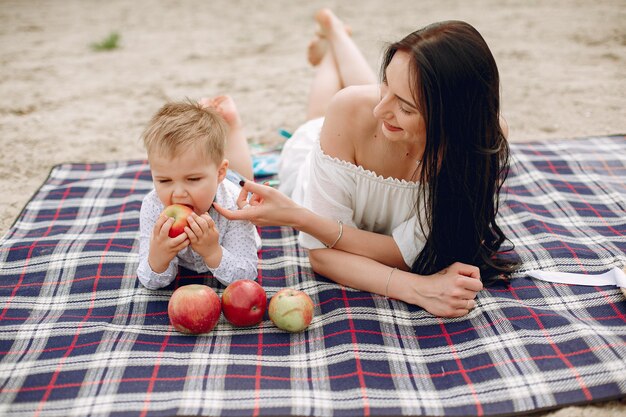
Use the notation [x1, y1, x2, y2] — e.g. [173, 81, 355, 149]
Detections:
[381, 21, 518, 280]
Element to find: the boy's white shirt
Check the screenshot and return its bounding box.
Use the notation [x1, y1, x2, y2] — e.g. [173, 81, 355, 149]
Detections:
[137, 180, 261, 289]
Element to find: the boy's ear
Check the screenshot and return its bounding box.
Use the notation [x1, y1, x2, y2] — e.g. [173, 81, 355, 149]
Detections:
[217, 159, 229, 183]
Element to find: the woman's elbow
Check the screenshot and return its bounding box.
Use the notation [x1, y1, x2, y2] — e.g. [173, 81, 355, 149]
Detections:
[308, 249, 327, 275]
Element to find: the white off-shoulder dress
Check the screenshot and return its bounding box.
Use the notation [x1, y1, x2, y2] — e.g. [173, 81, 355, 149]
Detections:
[278, 117, 427, 267]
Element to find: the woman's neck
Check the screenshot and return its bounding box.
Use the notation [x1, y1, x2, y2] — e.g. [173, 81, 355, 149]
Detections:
[354, 124, 424, 182]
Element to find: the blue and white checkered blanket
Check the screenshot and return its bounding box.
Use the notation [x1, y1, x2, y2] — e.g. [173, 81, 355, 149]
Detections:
[0, 135, 625, 417]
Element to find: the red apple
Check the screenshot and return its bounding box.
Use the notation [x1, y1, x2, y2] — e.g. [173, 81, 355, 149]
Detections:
[221, 280, 267, 327]
[162, 204, 193, 238]
[268, 288, 314, 332]
[168, 284, 221, 334]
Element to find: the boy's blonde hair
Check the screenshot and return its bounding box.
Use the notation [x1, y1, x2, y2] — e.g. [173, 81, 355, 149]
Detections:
[142, 100, 228, 165]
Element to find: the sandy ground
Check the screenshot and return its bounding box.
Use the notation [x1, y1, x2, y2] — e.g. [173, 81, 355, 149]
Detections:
[0, 0, 624, 415]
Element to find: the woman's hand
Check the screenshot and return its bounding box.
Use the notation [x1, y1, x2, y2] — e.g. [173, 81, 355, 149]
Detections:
[411, 262, 483, 318]
[213, 180, 306, 228]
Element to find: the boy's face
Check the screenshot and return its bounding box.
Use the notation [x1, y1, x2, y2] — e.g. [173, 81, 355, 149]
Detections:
[149, 145, 228, 215]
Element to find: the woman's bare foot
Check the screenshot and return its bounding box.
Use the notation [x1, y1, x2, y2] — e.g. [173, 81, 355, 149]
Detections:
[307, 35, 327, 66]
[315, 8, 346, 39]
[198, 95, 242, 129]
[200, 95, 253, 179]
[308, 10, 352, 66]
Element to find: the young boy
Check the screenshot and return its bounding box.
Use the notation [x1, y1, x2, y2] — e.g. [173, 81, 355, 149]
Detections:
[137, 96, 260, 289]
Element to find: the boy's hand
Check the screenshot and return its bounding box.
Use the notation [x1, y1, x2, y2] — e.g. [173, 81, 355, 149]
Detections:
[148, 215, 189, 273]
[185, 212, 222, 268]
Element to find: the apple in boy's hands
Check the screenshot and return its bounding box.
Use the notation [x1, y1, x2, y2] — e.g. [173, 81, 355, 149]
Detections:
[168, 284, 221, 334]
[268, 288, 314, 332]
[221, 280, 267, 327]
[162, 204, 193, 238]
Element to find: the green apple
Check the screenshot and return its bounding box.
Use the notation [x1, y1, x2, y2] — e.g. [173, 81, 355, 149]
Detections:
[268, 288, 314, 332]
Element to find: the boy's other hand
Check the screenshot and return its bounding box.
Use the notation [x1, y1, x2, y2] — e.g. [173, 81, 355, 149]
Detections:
[185, 213, 222, 268]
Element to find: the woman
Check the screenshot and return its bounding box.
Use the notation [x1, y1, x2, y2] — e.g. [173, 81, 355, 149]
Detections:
[214, 9, 517, 318]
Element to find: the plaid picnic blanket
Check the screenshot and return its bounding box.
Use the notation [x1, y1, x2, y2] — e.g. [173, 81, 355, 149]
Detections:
[0, 135, 625, 417]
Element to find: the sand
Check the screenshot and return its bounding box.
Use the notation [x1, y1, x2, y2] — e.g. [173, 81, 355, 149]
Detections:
[0, 0, 624, 414]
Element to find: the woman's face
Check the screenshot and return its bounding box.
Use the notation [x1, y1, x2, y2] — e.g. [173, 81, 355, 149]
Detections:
[373, 51, 426, 145]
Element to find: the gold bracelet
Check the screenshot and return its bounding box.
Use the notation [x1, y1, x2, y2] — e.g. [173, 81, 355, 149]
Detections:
[385, 267, 397, 298]
[325, 220, 343, 249]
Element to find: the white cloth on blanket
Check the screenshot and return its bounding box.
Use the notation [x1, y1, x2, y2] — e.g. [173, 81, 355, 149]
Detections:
[278, 117, 427, 267]
[528, 267, 626, 288]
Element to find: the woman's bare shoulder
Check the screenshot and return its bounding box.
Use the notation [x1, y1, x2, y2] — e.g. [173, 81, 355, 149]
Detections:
[319, 84, 379, 162]
[331, 84, 379, 119]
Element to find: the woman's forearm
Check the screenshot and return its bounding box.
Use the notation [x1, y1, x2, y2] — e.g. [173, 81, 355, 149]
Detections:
[309, 249, 484, 318]
[290, 207, 342, 245]
[294, 208, 407, 269]
[213, 181, 406, 268]
[308, 248, 418, 302]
